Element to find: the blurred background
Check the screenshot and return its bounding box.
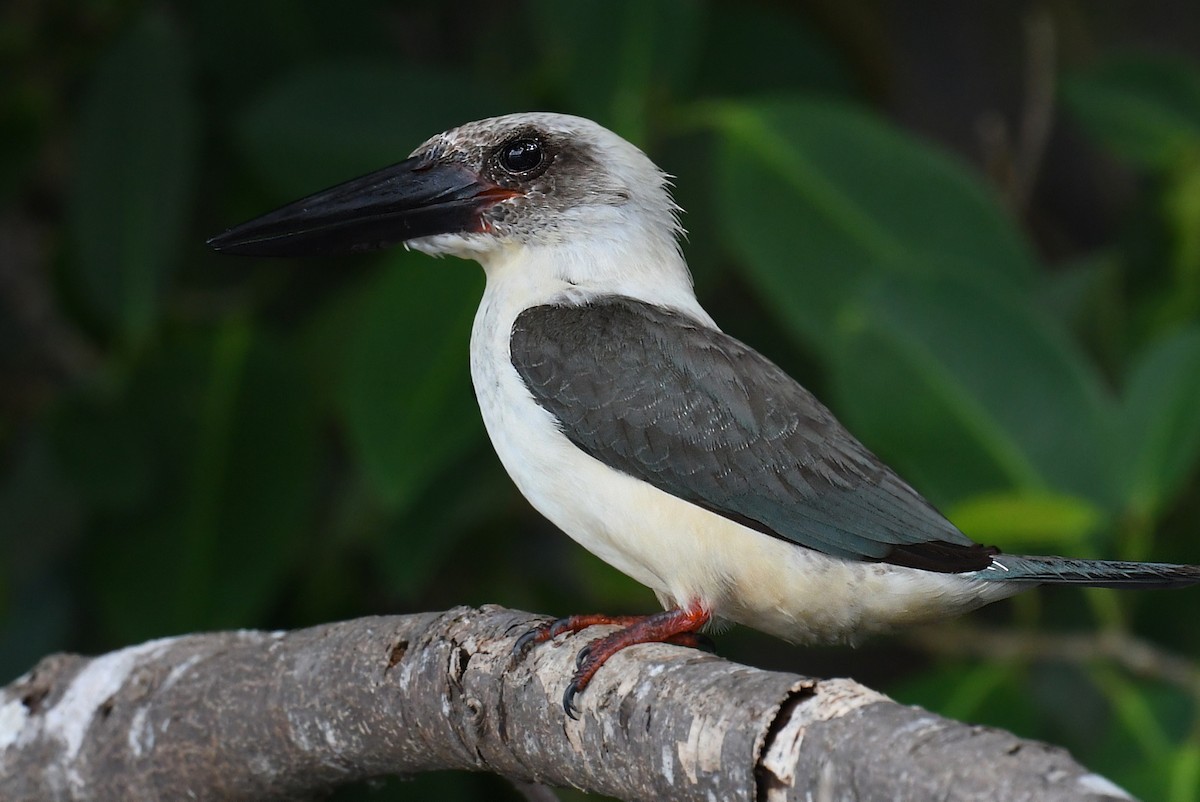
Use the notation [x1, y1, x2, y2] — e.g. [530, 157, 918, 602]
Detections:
[3, 1, 1200, 799]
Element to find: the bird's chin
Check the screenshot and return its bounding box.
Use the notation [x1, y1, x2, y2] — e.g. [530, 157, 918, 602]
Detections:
[406, 232, 501, 262]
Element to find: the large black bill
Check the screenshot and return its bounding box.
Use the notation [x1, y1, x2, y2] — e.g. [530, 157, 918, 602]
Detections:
[207, 157, 515, 257]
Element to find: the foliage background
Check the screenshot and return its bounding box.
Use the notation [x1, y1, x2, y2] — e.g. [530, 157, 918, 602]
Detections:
[3, 1, 1200, 799]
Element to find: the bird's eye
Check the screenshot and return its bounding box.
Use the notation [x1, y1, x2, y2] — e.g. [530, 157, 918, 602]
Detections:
[499, 138, 544, 174]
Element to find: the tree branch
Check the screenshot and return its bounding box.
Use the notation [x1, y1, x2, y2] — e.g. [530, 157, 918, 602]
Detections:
[0, 605, 1136, 801]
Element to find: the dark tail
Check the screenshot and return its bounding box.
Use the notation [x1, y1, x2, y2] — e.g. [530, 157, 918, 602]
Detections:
[979, 555, 1200, 590]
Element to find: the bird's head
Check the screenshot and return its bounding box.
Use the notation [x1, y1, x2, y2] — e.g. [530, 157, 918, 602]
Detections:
[208, 112, 682, 272]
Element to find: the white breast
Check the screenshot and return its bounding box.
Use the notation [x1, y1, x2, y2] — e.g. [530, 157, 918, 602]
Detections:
[468, 245, 1022, 644]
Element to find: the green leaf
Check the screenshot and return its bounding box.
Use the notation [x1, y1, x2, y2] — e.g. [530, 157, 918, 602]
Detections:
[1086, 669, 1195, 802]
[51, 392, 154, 513]
[531, 0, 704, 142]
[337, 253, 485, 510]
[236, 63, 512, 199]
[1156, 159, 1200, 330]
[1090, 667, 1175, 759]
[1063, 53, 1200, 170]
[199, 328, 322, 624]
[0, 436, 79, 679]
[1037, 253, 1125, 367]
[379, 450, 511, 599]
[67, 11, 197, 349]
[0, 79, 49, 199]
[946, 490, 1102, 550]
[693, 5, 856, 99]
[85, 324, 321, 641]
[890, 661, 1039, 736]
[1120, 326, 1200, 518]
[709, 98, 1037, 349]
[1169, 744, 1200, 802]
[829, 275, 1116, 507]
[191, 0, 391, 100]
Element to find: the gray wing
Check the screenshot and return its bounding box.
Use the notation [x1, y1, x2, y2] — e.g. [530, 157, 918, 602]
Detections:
[509, 298, 996, 573]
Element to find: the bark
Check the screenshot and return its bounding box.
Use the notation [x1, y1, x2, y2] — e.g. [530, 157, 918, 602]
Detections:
[0, 605, 1135, 801]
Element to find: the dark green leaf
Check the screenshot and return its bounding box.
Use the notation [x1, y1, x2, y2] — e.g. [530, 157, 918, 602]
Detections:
[710, 98, 1036, 349]
[657, 131, 724, 291]
[1063, 53, 1200, 170]
[531, 0, 703, 141]
[51, 394, 154, 513]
[379, 449, 511, 599]
[1088, 668, 1186, 769]
[0, 81, 49, 199]
[236, 63, 512, 199]
[829, 275, 1116, 507]
[0, 436, 81, 570]
[68, 11, 197, 349]
[1155, 161, 1200, 332]
[889, 661, 1040, 736]
[191, 0, 391, 101]
[337, 253, 485, 510]
[1037, 254, 1125, 371]
[1119, 326, 1200, 518]
[0, 435, 80, 679]
[86, 324, 321, 641]
[201, 329, 322, 624]
[693, 5, 856, 98]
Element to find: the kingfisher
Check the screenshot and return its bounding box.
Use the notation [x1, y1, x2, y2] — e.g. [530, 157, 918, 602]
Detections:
[210, 112, 1200, 717]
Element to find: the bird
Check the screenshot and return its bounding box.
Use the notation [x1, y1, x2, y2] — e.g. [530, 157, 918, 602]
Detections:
[209, 112, 1200, 717]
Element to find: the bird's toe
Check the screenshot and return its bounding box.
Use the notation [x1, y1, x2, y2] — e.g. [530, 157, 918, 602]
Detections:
[562, 681, 582, 720]
[574, 642, 594, 669]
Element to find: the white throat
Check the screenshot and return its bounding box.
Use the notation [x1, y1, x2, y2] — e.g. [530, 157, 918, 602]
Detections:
[477, 227, 714, 327]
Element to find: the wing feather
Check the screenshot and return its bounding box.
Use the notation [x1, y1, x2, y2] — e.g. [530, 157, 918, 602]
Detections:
[510, 298, 995, 572]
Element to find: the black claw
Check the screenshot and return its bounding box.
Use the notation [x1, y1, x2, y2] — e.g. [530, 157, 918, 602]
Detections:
[562, 682, 581, 720]
[575, 643, 593, 669]
[693, 634, 717, 654]
[513, 616, 577, 659]
[512, 628, 543, 658]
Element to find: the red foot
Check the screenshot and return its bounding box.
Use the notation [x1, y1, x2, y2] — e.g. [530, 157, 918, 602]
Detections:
[513, 607, 712, 719]
[513, 613, 650, 656]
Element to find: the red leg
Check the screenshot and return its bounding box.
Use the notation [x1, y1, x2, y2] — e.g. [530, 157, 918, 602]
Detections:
[512, 613, 651, 657]
[512, 606, 714, 718]
[562, 606, 711, 719]
[663, 631, 716, 652]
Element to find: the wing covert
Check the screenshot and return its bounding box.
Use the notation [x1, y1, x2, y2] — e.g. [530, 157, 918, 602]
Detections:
[509, 298, 995, 573]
